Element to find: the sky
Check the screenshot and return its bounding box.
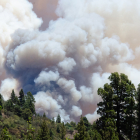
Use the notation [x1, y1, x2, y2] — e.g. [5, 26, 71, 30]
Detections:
[0, 0, 140, 123]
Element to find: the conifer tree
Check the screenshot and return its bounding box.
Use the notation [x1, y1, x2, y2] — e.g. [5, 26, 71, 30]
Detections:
[0, 94, 3, 116]
[19, 89, 25, 107]
[74, 133, 79, 140]
[61, 122, 66, 140]
[97, 72, 135, 139]
[0, 94, 3, 109]
[37, 120, 50, 140]
[122, 83, 136, 140]
[56, 114, 61, 123]
[75, 115, 86, 140]
[21, 108, 32, 121]
[14, 104, 22, 116]
[102, 118, 119, 140]
[50, 129, 54, 139]
[51, 117, 55, 125]
[57, 125, 61, 133]
[97, 83, 116, 138]
[0, 105, 2, 116]
[92, 129, 102, 140]
[83, 116, 91, 131]
[10, 89, 16, 103]
[136, 84, 140, 140]
[24, 92, 35, 115]
[43, 112, 46, 118]
[5, 99, 14, 112]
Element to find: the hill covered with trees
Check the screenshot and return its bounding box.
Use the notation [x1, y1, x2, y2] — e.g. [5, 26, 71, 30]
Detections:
[0, 72, 139, 140]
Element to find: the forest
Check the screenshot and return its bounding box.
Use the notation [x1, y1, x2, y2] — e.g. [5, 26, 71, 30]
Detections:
[0, 72, 139, 140]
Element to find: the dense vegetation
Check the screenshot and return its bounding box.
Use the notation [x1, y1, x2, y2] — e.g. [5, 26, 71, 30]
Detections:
[0, 72, 139, 140]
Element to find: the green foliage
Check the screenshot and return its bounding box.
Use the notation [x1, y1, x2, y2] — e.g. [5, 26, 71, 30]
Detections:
[21, 108, 32, 121]
[61, 122, 66, 140]
[97, 72, 136, 139]
[37, 120, 50, 140]
[0, 94, 3, 109]
[10, 90, 16, 104]
[14, 104, 22, 117]
[43, 113, 46, 118]
[57, 125, 61, 133]
[26, 117, 35, 140]
[19, 89, 25, 107]
[24, 92, 35, 115]
[135, 83, 140, 139]
[56, 114, 61, 123]
[83, 117, 91, 131]
[74, 115, 86, 140]
[0, 127, 11, 140]
[5, 100, 14, 112]
[92, 129, 102, 140]
[51, 117, 55, 125]
[0, 105, 2, 116]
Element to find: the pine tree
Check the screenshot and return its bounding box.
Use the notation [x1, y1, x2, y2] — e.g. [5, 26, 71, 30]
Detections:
[0, 105, 2, 116]
[21, 108, 32, 121]
[76, 115, 86, 140]
[5, 99, 14, 112]
[0, 94, 3, 109]
[56, 114, 61, 123]
[109, 73, 135, 139]
[26, 117, 35, 140]
[14, 104, 22, 116]
[24, 92, 35, 115]
[102, 118, 119, 140]
[136, 84, 140, 140]
[122, 82, 136, 140]
[0, 94, 3, 116]
[57, 125, 61, 133]
[61, 122, 66, 140]
[50, 129, 54, 139]
[19, 89, 25, 107]
[51, 117, 55, 125]
[97, 83, 116, 138]
[97, 72, 135, 139]
[92, 129, 102, 140]
[43, 113, 46, 118]
[10, 89, 16, 103]
[83, 116, 91, 131]
[85, 132, 90, 140]
[74, 133, 79, 140]
[37, 120, 50, 140]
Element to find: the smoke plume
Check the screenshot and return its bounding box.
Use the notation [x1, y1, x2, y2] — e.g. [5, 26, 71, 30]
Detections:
[0, 0, 140, 123]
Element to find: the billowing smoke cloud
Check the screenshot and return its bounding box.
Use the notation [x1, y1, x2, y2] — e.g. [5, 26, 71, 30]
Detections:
[0, 78, 19, 100]
[1, 0, 140, 123]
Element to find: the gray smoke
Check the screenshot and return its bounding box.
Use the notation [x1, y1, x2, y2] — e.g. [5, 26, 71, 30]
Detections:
[0, 0, 140, 123]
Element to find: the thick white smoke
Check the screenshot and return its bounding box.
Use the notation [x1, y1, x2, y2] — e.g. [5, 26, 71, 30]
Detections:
[1, 0, 140, 123]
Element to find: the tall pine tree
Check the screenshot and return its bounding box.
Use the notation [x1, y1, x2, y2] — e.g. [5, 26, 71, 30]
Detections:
[10, 89, 16, 103]
[74, 115, 86, 140]
[19, 89, 25, 107]
[136, 84, 140, 140]
[97, 83, 118, 139]
[56, 114, 61, 123]
[23, 92, 35, 115]
[97, 72, 135, 139]
[37, 120, 50, 140]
